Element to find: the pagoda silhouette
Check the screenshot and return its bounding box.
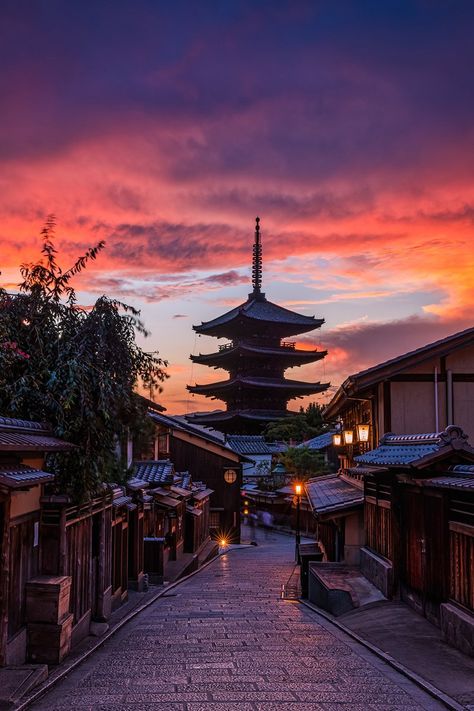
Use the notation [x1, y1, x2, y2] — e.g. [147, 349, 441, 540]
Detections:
[186, 218, 329, 434]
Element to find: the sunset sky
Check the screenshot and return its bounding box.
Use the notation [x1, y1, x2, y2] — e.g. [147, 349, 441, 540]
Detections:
[2, 1, 474, 413]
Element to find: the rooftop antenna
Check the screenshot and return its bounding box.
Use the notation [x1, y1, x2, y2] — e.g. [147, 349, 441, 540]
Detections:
[252, 216, 262, 295]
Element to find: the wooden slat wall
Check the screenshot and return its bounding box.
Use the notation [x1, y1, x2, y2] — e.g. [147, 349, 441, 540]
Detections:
[423, 494, 447, 601]
[402, 490, 424, 593]
[450, 529, 474, 611]
[318, 521, 336, 561]
[365, 500, 392, 560]
[8, 516, 39, 639]
[65, 517, 92, 624]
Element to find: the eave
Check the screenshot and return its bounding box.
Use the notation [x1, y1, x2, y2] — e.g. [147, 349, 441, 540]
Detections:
[188, 375, 329, 398]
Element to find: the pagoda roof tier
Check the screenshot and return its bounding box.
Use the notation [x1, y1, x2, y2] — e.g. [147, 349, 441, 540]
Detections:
[191, 342, 327, 368]
[187, 375, 329, 398]
[186, 408, 297, 429]
[194, 293, 324, 339]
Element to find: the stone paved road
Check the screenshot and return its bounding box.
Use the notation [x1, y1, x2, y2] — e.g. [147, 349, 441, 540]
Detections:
[31, 529, 446, 710]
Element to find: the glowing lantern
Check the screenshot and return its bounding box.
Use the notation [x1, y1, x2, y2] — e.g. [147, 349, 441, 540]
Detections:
[356, 423, 370, 442]
[343, 430, 354, 445]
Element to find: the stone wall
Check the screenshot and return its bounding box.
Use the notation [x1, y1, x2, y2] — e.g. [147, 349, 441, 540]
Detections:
[440, 602, 474, 657]
[360, 546, 393, 598]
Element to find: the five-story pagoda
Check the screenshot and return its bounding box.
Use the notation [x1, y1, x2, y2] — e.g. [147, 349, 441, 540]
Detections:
[187, 218, 329, 434]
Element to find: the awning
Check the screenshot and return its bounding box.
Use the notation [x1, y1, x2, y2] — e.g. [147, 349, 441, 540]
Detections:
[112, 495, 136, 511]
[0, 464, 54, 489]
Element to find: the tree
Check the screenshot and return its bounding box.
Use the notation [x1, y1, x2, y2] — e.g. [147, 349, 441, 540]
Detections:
[0, 217, 168, 500]
[264, 402, 327, 443]
[279, 446, 328, 481]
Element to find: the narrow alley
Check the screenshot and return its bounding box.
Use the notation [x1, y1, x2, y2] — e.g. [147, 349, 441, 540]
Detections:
[30, 531, 445, 710]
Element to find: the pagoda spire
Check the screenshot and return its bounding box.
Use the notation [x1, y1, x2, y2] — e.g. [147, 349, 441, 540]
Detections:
[252, 216, 262, 294]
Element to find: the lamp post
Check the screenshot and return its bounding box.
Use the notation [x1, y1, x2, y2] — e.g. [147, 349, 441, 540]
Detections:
[295, 483, 302, 563]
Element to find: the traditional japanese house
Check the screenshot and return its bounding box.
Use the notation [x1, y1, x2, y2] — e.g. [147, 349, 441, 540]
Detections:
[143, 412, 246, 542]
[226, 435, 277, 481]
[317, 327, 474, 567]
[351, 425, 474, 655]
[133, 460, 184, 575]
[0, 417, 75, 666]
[304, 473, 364, 564]
[324, 326, 474, 470]
[187, 218, 329, 434]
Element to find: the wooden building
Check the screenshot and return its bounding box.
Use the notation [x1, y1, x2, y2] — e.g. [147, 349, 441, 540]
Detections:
[304, 473, 364, 564]
[324, 326, 474, 468]
[132, 461, 214, 582]
[141, 412, 246, 542]
[0, 417, 75, 666]
[187, 218, 328, 434]
[352, 426, 474, 655]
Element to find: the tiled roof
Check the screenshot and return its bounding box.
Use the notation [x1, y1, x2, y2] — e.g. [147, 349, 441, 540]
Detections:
[299, 431, 336, 451]
[425, 464, 474, 490]
[112, 495, 137, 511]
[134, 460, 174, 484]
[0, 432, 76, 451]
[187, 408, 298, 425]
[192, 342, 326, 365]
[305, 474, 364, 515]
[355, 426, 474, 468]
[126, 477, 150, 491]
[189, 375, 328, 394]
[0, 417, 51, 433]
[149, 411, 227, 445]
[194, 295, 324, 334]
[226, 435, 275, 455]
[0, 464, 54, 489]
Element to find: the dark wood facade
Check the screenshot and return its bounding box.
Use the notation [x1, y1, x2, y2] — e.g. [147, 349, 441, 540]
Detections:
[144, 412, 245, 543]
[355, 428, 474, 653]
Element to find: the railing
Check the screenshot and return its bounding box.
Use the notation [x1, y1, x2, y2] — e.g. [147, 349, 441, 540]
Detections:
[280, 341, 296, 350]
[218, 342, 234, 352]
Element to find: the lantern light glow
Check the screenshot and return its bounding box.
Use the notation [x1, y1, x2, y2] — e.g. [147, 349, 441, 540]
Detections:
[332, 433, 342, 446]
[356, 424, 370, 442]
[343, 430, 354, 445]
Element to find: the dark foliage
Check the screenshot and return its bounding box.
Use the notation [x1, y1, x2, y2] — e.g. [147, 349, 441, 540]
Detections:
[0, 217, 168, 500]
[264, 402, 326, 443]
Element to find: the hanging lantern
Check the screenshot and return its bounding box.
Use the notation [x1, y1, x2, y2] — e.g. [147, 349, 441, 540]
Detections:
[343, 429, 354, 445]
[356, 423, 370, 442]
[332, 433, 342, 446]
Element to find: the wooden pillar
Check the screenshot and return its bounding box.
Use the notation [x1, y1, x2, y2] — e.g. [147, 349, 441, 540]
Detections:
[0, 496, 11, 667]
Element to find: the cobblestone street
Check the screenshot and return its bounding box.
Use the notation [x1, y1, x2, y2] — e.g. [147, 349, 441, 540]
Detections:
[31, 530, 445, 710]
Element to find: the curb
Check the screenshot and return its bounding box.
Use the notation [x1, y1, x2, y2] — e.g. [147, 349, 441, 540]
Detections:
[298, 598, 466, 711]
[15, 546, 247, 711]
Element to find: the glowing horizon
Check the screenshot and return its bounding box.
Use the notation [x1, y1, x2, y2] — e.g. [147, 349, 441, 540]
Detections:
[2, 2, 474, 414]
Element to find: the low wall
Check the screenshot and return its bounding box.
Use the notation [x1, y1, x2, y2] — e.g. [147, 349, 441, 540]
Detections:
[360, 546, 393, 598]
[308, 565, 354, 616]
[440, 602, 474, 657]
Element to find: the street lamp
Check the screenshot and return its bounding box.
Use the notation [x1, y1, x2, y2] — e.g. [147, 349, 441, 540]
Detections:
[295, 483, 302, 563]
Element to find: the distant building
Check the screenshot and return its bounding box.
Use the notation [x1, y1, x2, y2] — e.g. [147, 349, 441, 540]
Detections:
[135, 411, 247, 543]
[187, 218, 329, 434]
[226, 434, 277, 481]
